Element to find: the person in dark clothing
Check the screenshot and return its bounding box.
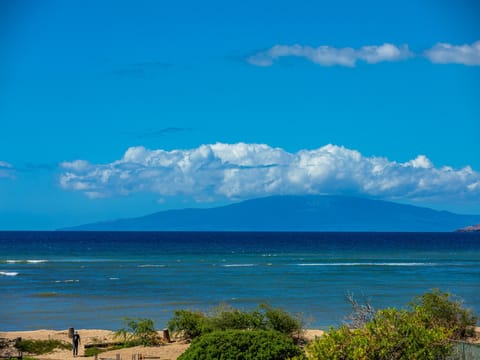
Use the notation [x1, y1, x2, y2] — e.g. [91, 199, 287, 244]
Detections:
[72, 330, 81, 357]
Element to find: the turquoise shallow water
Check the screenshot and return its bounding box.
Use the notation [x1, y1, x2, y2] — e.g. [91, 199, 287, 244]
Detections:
[1, 231, 479, 331]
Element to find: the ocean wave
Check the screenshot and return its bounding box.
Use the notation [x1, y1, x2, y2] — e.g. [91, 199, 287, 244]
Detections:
[296, 262, 437, 267]
[0, 271, 19, 276]
[54, 279, 80, 283]
[138, 264, 166, 268]
[222, 264, 256, 267]
[109, 277, 120, 280]
[4, 259, 48, 264]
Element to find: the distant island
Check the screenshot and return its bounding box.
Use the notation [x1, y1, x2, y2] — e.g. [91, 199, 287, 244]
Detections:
[455, 224, 480, 233]
[60, 195, 480, 232]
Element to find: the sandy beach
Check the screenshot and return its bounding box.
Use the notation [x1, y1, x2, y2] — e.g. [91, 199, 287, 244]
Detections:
[0, 329, 326, 359]
[0, 329, 189, 360]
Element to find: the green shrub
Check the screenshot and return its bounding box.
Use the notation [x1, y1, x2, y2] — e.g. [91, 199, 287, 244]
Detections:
[114, 318, 158, 346]
[167, 310, 209, 339]
[306, 326, 368, 360]
[209, 304, 264, 331]
[261, 303, 303, 335]
[367, 308, 452, 359]
[168, 304, 303, 340]
[178, 330, 304, 360]
[15, 339, 70, 355]
[307, 308, 453, 360]
[410, 288, 478, 339]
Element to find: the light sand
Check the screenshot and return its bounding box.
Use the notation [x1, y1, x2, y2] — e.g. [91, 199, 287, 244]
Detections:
[0, 329, 189, 360]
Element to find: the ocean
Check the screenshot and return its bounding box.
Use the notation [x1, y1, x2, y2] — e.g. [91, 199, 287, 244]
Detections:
[1, 231, 479, 331]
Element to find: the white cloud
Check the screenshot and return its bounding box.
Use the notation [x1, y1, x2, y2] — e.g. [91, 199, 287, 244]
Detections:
[59, 143, 480, 205]
[0, 161, 15, 179]
[358, 44, 412, 64]
[424, 41, 480, 65]
[247, 43, 413, 67]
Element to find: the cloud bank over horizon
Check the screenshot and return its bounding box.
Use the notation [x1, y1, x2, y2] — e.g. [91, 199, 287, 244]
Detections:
[59, 143, 480, 207]
[248, 41, 480, 67]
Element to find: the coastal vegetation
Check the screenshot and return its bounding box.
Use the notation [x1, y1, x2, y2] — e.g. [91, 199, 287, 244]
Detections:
[14, 339, 70, 354]
[167, 303, 303, 340]
[84, 318, 160, 357]
[178, 330, 303, 360]
[169, 290, 477, 360]
[304, 289, 477, 360]
[114, 317, 159, 346]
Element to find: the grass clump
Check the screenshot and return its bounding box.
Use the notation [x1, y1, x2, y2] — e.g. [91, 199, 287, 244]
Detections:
[15, 339, 70, 355]
[84, 346, 106, 357]
[178, 329, 303, 360]
[114, 317, 159, 346]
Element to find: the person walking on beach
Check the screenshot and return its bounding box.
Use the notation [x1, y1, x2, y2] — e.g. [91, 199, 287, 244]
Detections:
[72, 330, 81, 357]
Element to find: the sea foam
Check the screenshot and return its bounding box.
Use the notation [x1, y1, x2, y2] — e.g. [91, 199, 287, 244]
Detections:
[0, 271, 19, 276]
[296, 262, 436, 266]
[5, 259, 48, 264]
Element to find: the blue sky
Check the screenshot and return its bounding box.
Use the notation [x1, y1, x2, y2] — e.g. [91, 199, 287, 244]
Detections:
[1, 0, 479, 229]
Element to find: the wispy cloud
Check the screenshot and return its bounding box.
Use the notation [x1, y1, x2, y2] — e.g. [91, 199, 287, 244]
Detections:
[59, 143, 480, 206]
[247, 41, 480, 67]
[0, 161, 15, 179]
[247, 43, 413, 67]
[424, 41, 480, 65]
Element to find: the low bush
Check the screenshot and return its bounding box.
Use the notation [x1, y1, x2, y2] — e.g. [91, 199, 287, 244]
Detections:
[209, 304, 264, 331]
[84, 346, 105, 357]
[167, 304, 303, 340]
[15, 339, 70, 355]
[178, 330, 304, 360]
[261, 303, 303, 335]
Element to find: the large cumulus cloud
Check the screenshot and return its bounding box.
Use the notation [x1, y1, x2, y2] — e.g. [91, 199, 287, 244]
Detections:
[59, 143, 480, 204]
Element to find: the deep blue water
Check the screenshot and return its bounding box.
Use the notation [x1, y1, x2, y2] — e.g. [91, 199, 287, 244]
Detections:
[1, 231, 479, 331]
